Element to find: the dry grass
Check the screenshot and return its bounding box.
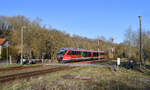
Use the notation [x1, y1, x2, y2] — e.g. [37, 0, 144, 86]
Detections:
[0, 65, 150, 90]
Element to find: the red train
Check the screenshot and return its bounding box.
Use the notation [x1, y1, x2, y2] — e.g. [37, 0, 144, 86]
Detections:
[57, 48, 104, 63]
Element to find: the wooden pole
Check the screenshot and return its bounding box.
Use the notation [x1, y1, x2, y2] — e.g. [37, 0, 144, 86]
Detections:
[139, 16, 142, 68]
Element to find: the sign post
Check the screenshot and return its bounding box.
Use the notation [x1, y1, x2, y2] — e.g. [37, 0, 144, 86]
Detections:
[9, 56, 12, 64]
[117, 58, 120, 72]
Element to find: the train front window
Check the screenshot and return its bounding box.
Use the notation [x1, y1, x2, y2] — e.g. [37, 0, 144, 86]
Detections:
[57, 50, 67, 56]
[67, 50, 72, 55]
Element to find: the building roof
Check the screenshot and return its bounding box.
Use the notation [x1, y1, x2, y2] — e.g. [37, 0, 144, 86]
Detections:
[0, 38, 7, 45]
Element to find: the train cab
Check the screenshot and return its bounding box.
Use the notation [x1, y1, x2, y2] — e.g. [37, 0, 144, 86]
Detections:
[57, 48, 67, 63]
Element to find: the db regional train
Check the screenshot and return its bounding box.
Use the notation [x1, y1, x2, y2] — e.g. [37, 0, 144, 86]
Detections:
[57, 48, 104, 63]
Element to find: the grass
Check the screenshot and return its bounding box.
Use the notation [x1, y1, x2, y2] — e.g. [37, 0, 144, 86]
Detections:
[0, 64, 22, 69]
[1, 64, 150, 90]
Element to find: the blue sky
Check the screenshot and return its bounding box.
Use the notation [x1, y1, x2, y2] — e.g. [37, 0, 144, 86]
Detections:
[1, 0, 150, 43]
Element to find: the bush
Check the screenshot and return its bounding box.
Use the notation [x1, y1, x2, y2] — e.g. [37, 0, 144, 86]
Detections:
[0, 48, 7, 60]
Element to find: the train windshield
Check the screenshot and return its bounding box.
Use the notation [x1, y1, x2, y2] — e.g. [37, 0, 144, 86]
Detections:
[57, 50, 67, 57]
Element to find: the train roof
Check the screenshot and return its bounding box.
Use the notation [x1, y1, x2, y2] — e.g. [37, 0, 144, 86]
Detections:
[59, 48, 104, 52]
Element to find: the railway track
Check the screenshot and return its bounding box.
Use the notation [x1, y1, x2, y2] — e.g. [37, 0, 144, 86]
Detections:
[0, 66, 76, 83]
[0, 65, 43, 72]
[88, 59, 112, 64]
[0, 59, 113, 83]
[71, 59, 112, 64]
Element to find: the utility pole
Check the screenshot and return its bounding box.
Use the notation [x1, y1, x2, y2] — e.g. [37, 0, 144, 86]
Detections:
[20, 26, 26, 64]
[97, 39, 100, 60]
[139, 16, 142, 67]
[6, 41, 9, 65]
[110, 37, 115, 59]
[99, 38, 104, 50]
[98, 38, 103, 60]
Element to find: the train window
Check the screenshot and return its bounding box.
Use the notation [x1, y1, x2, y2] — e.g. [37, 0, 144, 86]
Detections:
[86, 52, 88, 57]
[74, 51, 77, 55]
[75, 51, 77, 55]
[90, 52, 91, 56]
[83, 52, 91, 57]
[83, 52, 86, 57]
[78, 51, 81, 55]
[68, 50, 81, 55]
[72, 51, 75, 55]
[75, 51, 78, 55]
[99, 53, 101, 56]
[87, 52, 91, 57]
[76, 51, 78, 55]
[93, 52, 95, 56]
[93, 52, 98, 57]
[100, 52, 104, 55]
[57, 50, 67, 56]
[72, 51, 74, 55]
[77, 51, 81, 55]
[67, 50, 72, 55]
